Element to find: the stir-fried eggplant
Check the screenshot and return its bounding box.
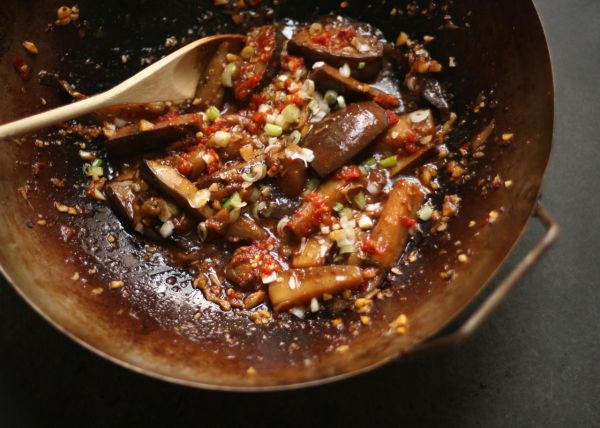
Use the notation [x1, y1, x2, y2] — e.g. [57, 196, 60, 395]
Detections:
[368, 178, 427, 269]
[304, 101, 388, 177]
[89, 17, 461, 318]
[231, 25, 284, 102]
[195, 40, 243, 109]
[141, 159, 213, 219]
[310, 63, 399, 106]
[106, 114, 203, 157]
[288, 18, 384, 81]
[268, 266, 367, 312]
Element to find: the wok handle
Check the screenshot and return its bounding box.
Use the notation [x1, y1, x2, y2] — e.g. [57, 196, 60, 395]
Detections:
[407, 202, 560, 356]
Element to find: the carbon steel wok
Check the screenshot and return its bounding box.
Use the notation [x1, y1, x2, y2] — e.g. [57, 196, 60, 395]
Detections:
[0, 0, 558, 390]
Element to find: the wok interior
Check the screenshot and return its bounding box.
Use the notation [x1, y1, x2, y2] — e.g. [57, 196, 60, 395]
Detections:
[0, 0, 553, 389]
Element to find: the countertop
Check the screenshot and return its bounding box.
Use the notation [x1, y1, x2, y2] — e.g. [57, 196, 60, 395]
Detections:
[1, 0, 599, 426]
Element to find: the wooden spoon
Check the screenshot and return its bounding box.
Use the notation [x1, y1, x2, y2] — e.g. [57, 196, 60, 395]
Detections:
[0, 34, 245, 139]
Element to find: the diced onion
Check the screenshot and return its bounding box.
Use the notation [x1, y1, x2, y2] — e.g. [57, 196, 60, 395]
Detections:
[261, 271, 278, 284]
[79, 150, 94, 161]
[310, 297, 319, 312]
[330, 227, 356, 250]
[337, 95, 346, 109]
[358, 215, 374, 229]
[190, 189, 211, 208]
[211, 130, 231, 147]
[290, 307, 306, 319]
[417, 205, 434, 221]
[366, 203, 382, 213]
[285, 146, 314, 165]
[312, 61, 325, 69]
[339, 63, 351, 78]
[159, 221, 174, 238]
[366, 181, 380, 195]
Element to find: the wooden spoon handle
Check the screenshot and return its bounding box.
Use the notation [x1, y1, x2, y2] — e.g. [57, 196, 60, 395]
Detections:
[0, 92, 110, 139]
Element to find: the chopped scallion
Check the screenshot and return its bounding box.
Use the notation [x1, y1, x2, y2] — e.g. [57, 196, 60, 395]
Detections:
[379, 155, 398, 168]
[333, 202, 345, 212]
[205, 106, 220, 122]
[222, 192, 246, 210]
[354, 191, 366, 209]
[264, 123, 283, 137]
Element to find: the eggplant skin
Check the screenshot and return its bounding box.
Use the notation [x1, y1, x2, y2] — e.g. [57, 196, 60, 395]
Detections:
[304, 101, 389, 177]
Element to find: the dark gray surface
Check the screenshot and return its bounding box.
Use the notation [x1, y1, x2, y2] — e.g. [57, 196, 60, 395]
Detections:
[1, 0, 599, 426]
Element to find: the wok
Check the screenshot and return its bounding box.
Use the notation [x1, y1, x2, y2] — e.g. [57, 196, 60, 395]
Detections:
[0, 0, 558, 390]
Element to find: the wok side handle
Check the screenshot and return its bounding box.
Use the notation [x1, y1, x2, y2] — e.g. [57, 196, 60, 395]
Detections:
[407, 202, 560, 356]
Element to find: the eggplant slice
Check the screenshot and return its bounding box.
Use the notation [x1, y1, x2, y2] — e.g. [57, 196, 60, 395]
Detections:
[232, 25, 284, 103]
[141, 159, 213, 219]
[304, 101, 389, 177]
[106, 113, 203, 157]
[288, 19, 384, 81]
[195, 39, 244, 109]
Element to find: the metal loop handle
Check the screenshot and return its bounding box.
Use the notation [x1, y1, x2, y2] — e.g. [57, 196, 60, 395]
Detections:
[407, 202, 560, 356]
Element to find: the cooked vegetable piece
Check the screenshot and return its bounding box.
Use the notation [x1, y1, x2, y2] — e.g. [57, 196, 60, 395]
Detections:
[268, 266, 365, 312]
[225, 241, 281, 287]
[304, 101, 388, 177]
[310, 63, 396, 104]
[278, 157, 308, 197]
[195, 40, 243, 109]
[368, 177, 427, 269]
[106, 114, 203, 157]
[288, 20, 384, 81]
[141, 159, 213, 219]
[388, 146, 436, 176]
[232, 25, 283, 102]
[292, 237, 333, 268]
[286, 178, 346, 236]
[105, 179, 139, 230]
[420, 79, 451, 118]
[196, 157, 266, 188]
[225, 214, 268, 242]
[372, 109, 436, 155]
